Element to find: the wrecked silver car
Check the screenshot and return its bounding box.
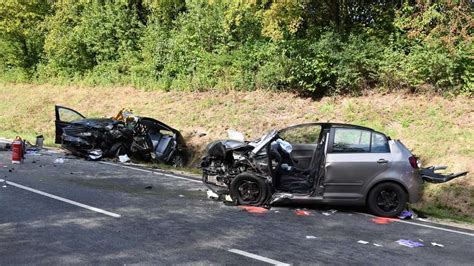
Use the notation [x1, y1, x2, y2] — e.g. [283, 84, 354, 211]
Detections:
[55, 105, 187, 166]
[201, 123, 468, 217]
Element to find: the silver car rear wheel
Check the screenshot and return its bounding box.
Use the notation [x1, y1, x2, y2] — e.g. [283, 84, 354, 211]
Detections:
[368, 182, 407, 217]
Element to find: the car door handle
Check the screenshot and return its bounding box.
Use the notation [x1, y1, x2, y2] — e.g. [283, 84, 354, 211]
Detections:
[377, 159, 388, 164]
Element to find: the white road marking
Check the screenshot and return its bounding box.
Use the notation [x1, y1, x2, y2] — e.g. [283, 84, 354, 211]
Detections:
[100, 162, 474, 237]
[354, 212, 474, 237]
[0, 179, 121, 218]
[396, 219, 474, 237]
[99, 161, 202, 183]
[228, 249, 290, 266]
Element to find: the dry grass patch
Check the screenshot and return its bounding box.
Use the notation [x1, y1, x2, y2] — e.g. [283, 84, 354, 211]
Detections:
[0, 83, 472, 221]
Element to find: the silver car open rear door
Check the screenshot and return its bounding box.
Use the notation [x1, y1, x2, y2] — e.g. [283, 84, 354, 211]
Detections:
[420, 166, 468, 183]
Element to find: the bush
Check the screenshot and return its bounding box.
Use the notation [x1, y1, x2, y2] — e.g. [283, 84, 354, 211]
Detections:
[40, 2, 143, 82]
[0, 1, 471, 95]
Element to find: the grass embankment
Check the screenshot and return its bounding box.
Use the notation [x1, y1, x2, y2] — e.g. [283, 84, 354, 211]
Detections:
[0, 83, 472, 223]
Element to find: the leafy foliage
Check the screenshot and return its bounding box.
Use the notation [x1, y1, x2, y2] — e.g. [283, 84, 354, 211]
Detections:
[0, 0, 472, 95]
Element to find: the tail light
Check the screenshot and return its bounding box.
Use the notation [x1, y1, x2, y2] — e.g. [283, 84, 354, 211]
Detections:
[409, 156, 419, 169]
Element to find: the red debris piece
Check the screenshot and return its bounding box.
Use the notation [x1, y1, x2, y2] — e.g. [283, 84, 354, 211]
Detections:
[239, 205, 269, 214]
[294, 210, 312, 216]
[371, 217, 399, 224]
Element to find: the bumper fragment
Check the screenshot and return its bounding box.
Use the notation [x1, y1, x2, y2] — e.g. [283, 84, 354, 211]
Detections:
[420, 166, 468, 184]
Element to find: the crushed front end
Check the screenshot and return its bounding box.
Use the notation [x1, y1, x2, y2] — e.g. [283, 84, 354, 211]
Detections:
[201, 140, 254, 195]
[200, 133, 274, 198]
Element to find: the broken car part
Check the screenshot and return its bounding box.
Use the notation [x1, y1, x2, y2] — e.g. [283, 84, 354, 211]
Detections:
[420, 166, 468, 184]
[396, 239, 424, 248]
[201, 123, 469, 217]
[54, 105, 187, 166]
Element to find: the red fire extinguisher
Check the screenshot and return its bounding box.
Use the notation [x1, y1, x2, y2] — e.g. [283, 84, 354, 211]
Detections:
[12, 136, 24, 164]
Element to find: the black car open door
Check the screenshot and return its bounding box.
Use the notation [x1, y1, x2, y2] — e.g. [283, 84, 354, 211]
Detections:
[55, 105, 85, 144]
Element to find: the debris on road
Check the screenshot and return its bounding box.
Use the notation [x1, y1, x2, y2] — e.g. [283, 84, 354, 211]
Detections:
[396, 239, 424, 248]
[145, 185, 153, 190]
[431, 242, 444, 248]
[294, 209, 312, 216]
[54, 158, 65, 164]
[371, 217, 398, 224]
[357, 240, 369, 245]
[398, 210, 413, 220]
[322, 209, 338, 216]
[239, 205, 268, 214]
[224, 194, 233, 202]
[206, 190, 219, 200]
[87, 150, 102, 160]
[373, 243, 383, 247]
[26, 150, 41, 156]
[306, 235, 318, 239]
[118, 154, 130, 163]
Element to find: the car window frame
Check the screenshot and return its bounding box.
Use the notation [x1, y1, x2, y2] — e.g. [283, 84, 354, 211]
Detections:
[371, 132, 391, 153]
[327, 127, 390, 154]
[277, 123, 323, 145]
[55, 105, 86, 122]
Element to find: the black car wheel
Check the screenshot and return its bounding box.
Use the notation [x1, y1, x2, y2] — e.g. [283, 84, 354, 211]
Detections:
[230, 173, 268, 206]
[171, 153, 185, 167]
[368, 182, 407, 217]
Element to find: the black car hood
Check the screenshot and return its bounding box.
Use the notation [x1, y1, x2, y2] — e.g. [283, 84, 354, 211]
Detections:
[220, 139, 248, 150]
[71, 118, 121, 129]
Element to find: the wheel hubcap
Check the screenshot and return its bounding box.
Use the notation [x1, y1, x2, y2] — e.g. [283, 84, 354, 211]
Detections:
[376, 189, 399, 212]
[238, 181, 260, 202]
[172, 156, 183, 167]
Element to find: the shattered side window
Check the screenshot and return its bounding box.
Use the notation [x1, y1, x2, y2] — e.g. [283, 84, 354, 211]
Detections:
[279, 125, 321, 144]
[333, 128, 371, 153]
[59, 108, 84, 122]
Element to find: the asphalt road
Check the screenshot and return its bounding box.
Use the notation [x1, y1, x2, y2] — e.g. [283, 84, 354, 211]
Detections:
[1, 149, 473, 265]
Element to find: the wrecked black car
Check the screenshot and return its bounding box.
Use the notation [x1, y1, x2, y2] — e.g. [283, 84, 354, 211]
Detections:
[201, 123, 468, 217]
[55, 105, 187, 166]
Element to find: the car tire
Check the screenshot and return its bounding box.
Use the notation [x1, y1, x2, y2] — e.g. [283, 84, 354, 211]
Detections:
[367, 182, 407, 217]
[170, 153, 185, 167]
[230, 173, 268, 206]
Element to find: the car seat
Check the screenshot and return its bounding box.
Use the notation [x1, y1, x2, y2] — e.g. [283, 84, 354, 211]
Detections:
[155, 135, 174, 160]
